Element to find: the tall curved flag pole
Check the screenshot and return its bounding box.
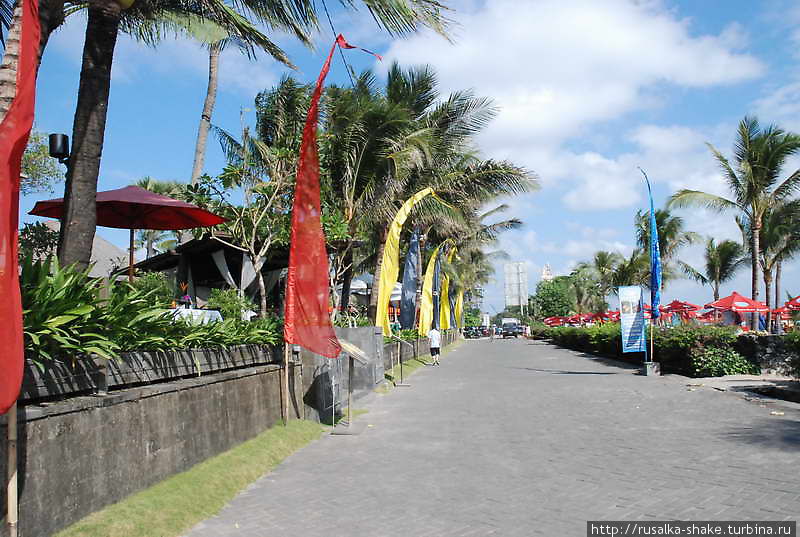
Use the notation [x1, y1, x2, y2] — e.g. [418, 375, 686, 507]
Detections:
[639, 167, 661, 374]
[376, 187, 434, 336]
[0, 0, 41, 534]
[283, 34, 379, 422]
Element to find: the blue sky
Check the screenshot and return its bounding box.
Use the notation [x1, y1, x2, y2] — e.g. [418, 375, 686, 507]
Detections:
[24, 0, 800, 313]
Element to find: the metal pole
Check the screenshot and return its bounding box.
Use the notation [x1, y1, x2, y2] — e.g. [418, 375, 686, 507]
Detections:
[282, 344, 289, 425]
[128, 229, 135, 283]
[7, 402, 18, 537]
[347, 356, 354, 427]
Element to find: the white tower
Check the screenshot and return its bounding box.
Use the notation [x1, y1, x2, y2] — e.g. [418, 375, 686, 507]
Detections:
[541, 263, 554, 282]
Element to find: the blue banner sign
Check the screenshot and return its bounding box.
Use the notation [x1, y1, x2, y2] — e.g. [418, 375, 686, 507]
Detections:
[619, 285, 646, 353]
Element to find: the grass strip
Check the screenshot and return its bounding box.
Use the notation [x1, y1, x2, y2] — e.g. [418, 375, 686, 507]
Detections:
[56, 420, 324, 537]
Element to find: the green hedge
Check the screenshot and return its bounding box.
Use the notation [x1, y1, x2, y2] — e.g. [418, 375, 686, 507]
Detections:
[540, 323, 758, 377]
[783, 332, 800, 378]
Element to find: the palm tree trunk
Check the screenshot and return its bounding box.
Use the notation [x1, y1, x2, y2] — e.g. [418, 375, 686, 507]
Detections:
[775, 261, 782, 310]
[368, 227, 389, 324]
[190, 42, 221, 185]
[0, 0, 65, 123]
[146, 233, 155, 259]
[750, 222, 761, 330]
[57, 0, 121, 270]
[713, 283, 719, 302]
[763, 268, 772, 333]
[339, 247, 354, 311]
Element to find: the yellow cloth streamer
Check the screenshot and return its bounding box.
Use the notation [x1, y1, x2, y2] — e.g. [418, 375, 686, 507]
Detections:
[377, 188, 434, 336]
[418, 243, 442, 336]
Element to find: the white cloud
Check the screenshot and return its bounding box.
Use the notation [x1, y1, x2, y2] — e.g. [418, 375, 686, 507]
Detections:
[383, 0, 764, 160]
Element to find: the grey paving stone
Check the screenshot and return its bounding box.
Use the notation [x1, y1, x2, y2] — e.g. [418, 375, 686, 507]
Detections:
[183, 340, 800, 537]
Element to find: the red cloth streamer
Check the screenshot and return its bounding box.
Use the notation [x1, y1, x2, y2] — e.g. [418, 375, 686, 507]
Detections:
[0, 0, 41, 414]
[284, 34, 377, 358]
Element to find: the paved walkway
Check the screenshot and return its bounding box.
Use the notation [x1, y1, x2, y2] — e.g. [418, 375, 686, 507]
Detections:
[185, 339, 800, 536]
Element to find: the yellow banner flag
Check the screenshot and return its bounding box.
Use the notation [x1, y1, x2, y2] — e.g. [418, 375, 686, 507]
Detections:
[439, 247, 457, 330]
[418, 243, 442, 336]
[377, 188, 434, 336]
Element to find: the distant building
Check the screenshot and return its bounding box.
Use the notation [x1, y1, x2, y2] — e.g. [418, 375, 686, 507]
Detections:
[42, 221, 128, 278]
[541, 263, 554, 282]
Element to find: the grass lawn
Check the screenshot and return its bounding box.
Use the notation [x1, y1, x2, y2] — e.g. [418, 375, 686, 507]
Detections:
[55, 420, 323, 537]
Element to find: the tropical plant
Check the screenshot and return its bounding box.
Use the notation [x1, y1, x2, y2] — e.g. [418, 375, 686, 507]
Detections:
[575, 250, 623, 303]
[133, 177, 183, 257]
[678, 238, 746, 302]
[634, 207, 699, 289]
[755, 201, 800, 321]
[532, 276, 575, 318]
[206, 287, 257, 321]
[610, 249, 649, 292]
[18, 222, 59, 261]
[21, 129, 65, 194]
[669, 116, 800, 327]
[130, 271, 174, 307]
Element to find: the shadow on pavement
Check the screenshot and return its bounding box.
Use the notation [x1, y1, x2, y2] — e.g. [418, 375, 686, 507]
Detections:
[508, 367, 616, 376]
[720, 418, 800, 452]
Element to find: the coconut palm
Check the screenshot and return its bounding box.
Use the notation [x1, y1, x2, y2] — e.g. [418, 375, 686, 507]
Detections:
[575, 250, 623, 303]
[678, 238, 745, 301]
[132, 177, 182, 258]
[634, 207, 698, 290]
[668, 116, 800, 327]
[610, 249, 649, 292]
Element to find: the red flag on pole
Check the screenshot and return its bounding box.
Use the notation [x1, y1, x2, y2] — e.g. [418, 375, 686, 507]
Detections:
[284, 35, 375, 358]
[0, 0, 41, 413]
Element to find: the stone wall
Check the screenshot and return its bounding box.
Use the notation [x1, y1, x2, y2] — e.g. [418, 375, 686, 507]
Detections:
[734, 334, 800, 376]
[0, 363, 302, 537]
[300, 326, 385, 423]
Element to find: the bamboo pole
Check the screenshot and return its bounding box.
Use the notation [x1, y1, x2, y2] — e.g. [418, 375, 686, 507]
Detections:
[7, 402, 18, 537]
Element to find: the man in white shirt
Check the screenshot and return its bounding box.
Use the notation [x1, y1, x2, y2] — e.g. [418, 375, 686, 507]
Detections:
[428, 327, 441, 366]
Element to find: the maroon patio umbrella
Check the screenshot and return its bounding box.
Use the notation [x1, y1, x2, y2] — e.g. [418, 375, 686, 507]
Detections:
[30, 186, 225, 281]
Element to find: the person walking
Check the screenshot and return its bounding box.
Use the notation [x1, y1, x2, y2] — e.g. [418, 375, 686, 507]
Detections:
[428, 327, 441, 366]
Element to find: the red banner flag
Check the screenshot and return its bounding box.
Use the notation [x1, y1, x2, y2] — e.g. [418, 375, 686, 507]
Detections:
[284, 35, 370, 358]
[0, 0, 41, 413]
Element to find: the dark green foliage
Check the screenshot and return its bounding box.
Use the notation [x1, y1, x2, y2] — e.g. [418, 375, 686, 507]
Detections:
[532, 276, 574, 318]
[207, 288, 257, 321]
[689, 347, 759, 377]
[783, 332, 800, 378]
[21, 257, 282, 366]
[464, 307, 481, 327]
[18, 222, 59, 261]
[540, 322, 756, 377]
[131, 272, 174, 308]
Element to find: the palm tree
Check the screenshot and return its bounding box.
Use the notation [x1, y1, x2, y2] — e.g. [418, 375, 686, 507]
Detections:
[634, 207, 698, 290]
[668, 116, 800, 327]
[575, 250, 623, 304]
[133, 177, 182, 258]
[56, 0, 451, 271]
[611, 249, 649, 292]
[752, 201, 800, 324]
[678, 238, 745, 301]
[569, 265, 604, 316]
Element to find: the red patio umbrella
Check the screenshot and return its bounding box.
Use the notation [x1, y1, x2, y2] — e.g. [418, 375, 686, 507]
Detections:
[704, 291, 768, 313]
[662, 299, 700, 313]
[772, 306, 790, 320]
[786, 295, 800, 311]
[30, 186, 225, 281]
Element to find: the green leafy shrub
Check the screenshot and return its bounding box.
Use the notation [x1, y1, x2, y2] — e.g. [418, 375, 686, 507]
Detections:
[21, 256, 120, 365]
[782, 332, 800, 378]
[21, 257, 283, 365]
[689, 347, 759, 377]
[207, 288, 257, 321]
[131, 271, 174, 308]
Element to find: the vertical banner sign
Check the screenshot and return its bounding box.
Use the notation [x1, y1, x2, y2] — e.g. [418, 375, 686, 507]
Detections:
[431, 248, 443, 330]
[399, 229, 421, 330]
[285, 35, 378, 358]
[643, 172, 661, 319]
[377, 188, 433, 336]
[618, 286, 646, 353]
[0, 0, 41, 414]
[418, 244, 442, 335]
